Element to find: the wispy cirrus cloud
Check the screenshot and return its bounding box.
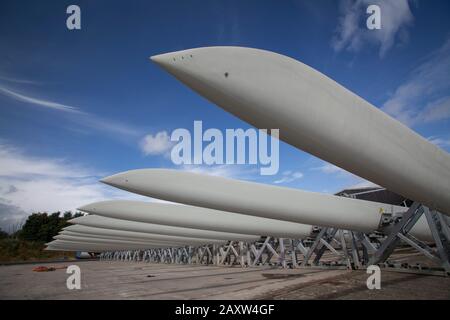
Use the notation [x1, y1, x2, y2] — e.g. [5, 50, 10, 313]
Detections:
[311, 160, 379, 192]
[179, 164, 259, 181]
[274, 170, 304, 184]
[0, 75, 44, 85]
[214, 2, 241, 43]
[312, 162, 349, 176]
[344, 180, 381, 190]
[82, 115, 141, 137]
[332, 0, 414, 58]
[381, 37, 450, 127]
[0, 86, 82, 114]
[0, 85, 141, 138]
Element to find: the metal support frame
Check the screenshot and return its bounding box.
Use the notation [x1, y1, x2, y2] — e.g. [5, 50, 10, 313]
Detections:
[96, 202, 449, 276]
[369, 202, 450, 274]
[98, 233, 365, 270]
[301, 227, 354, 267]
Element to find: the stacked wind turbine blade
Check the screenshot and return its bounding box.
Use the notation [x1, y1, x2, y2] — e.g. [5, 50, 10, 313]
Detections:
[51, 191, 318, 252]
[47, 200, 272, 252]
[68, 215, 260, 241]
[53, 234, 204, 247]
[150, 46, 450, 216]
[99, 168, 434, 241]
[60, 225, 226, 244]
[77, 200, 314, 239]
[46, 240, 178, 252]
[46, 212, 250, 252]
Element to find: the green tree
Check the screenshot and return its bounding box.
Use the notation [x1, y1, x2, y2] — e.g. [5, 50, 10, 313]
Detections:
[20, 212, 61, 242]
[73, 211, 84, 218]
[18, 211, 83, 243]
[20, 213, 48, 242]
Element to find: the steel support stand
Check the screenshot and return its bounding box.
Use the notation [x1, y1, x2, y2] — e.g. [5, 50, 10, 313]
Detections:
[369, 202, 450, 274]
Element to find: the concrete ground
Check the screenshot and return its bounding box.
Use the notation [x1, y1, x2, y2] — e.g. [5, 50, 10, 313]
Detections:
[0, 261, 448, 299]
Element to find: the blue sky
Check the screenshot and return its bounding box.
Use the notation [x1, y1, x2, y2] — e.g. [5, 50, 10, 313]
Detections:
[1, 0, 449, 230]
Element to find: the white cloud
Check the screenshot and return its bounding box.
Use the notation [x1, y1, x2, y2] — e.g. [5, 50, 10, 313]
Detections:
[179, 164, 259, 180]
[419, 97, 450, 123]
[0, 144, 92, 179]
[381, 37, 450, 126]
[139, 131, 174, 156]
[427, 136, 450, 149]
[311, 160, 379, 192]
[344, 180, 381, 190]
[0, 202, 28, 233]
[332, 0, 414, 57]
[0, 142, 147, 231]
[274, 171, 304, 184]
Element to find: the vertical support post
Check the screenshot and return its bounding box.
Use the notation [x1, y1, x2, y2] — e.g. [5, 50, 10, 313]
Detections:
[424, 209, 450, 273]
[349, 231, 361, 269]
[251, 237, 271, 267]
[279, 238, 287, 268]
[239, 242, 245, 267]
[339, 230, 352, 269]
[291, 240, 298, 267]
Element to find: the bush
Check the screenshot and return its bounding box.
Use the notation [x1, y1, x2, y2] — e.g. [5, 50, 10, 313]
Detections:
[0, 211, 82, 262]
[0, 238, 73, 262]
[0, 229, 8, 240]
